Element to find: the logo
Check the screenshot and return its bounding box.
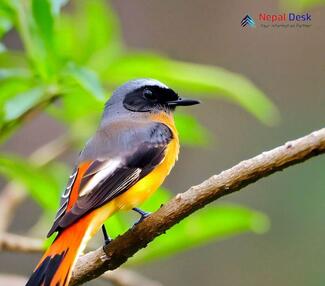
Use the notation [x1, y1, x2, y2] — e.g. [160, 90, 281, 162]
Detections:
[259, 12, 311, 22]
[241, 15, 256, 27]
[241, 12, 312, 29]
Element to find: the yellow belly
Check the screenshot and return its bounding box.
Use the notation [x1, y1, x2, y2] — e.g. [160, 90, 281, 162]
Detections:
[115, 137, 179, 209]
[88, 137, 179, 237]
[89, 114, 179, 236]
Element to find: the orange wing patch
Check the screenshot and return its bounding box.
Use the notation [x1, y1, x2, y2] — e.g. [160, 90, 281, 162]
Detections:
[66, 162, 92, 211]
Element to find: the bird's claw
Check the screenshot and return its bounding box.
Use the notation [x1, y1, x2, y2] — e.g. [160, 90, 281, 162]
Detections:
[102, 225, 112, 246]
[132, 208, 151, 228]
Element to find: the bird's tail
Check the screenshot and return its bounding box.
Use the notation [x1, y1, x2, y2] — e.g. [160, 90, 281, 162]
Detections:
[26, 214, 93, 286]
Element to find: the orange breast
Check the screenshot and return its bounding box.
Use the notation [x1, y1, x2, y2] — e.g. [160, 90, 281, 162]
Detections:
[115, 112, 180, 210]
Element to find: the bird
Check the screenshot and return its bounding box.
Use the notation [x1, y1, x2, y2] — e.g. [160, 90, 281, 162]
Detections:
[26, 78, 200, 286]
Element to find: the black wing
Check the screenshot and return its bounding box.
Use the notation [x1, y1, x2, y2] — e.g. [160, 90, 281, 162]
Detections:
[47, 122, 172, 236]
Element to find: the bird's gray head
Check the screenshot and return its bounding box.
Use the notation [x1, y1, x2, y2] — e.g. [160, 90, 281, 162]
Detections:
[104, 79, 199, 117]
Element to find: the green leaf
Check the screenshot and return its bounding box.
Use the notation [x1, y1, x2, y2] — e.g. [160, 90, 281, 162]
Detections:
[0, 78, 33, 131]
[82, 0, 121, 58]
[0, 79, 29, 107]
[0, 0, 18, 11]
[3, 86, 45, 121]
[49, 87, 102, 122]
[0, 68, 30, 80]
[0, 154, 60, 212]
[104, 53, 279, 126]
[47, 83, 103, 146]
[0, 9, 13, 38]
[14, 0, 58, 79]
[47, 79, 104, 146]
[0, 51, 28, 69]
[56, 0, 121, 65]
[32, 0, 54, 48]
[175, 112, 212, 146]
[129, 203, 270, 265]
[0, 85, 47, 142]
[64, 64, 105, 100]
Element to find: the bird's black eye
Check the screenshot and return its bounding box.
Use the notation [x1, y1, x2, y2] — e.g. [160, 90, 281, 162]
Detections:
[143, 89, 157, 101]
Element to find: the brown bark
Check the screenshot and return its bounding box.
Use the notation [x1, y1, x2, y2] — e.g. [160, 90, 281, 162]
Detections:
[69, 128, 325, 285]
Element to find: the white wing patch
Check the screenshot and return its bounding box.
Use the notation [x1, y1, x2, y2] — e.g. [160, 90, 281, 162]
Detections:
[79, 158, 122, 197]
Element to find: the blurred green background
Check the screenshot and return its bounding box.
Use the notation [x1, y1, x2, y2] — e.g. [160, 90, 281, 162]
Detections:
[0, 0, 324, 285]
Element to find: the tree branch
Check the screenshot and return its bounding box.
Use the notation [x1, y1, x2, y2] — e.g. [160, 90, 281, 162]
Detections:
[70, 128, 325, 285]
[0, 233, 44, 253]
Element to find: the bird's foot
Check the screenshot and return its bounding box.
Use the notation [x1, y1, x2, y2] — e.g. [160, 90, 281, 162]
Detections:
[132, 207, 151, 227]
[102, 225, 112, 246]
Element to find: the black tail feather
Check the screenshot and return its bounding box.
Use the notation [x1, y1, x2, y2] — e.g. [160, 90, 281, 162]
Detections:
[26, 250, 68, 286]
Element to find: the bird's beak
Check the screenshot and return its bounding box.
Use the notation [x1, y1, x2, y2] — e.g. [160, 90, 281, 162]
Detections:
[167, 97, 201, 107]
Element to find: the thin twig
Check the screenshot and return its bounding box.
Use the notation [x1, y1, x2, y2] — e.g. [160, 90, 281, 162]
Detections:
[0, 232, 44, 253]
[69, 128, 325, 285]
[29, 134, 72, 166]
[0, 183, 26, 234]
[0, 274, 28, 286]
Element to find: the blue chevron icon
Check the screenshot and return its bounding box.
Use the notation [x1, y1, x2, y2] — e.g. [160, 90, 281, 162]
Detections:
[241, 15, 256, 27]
